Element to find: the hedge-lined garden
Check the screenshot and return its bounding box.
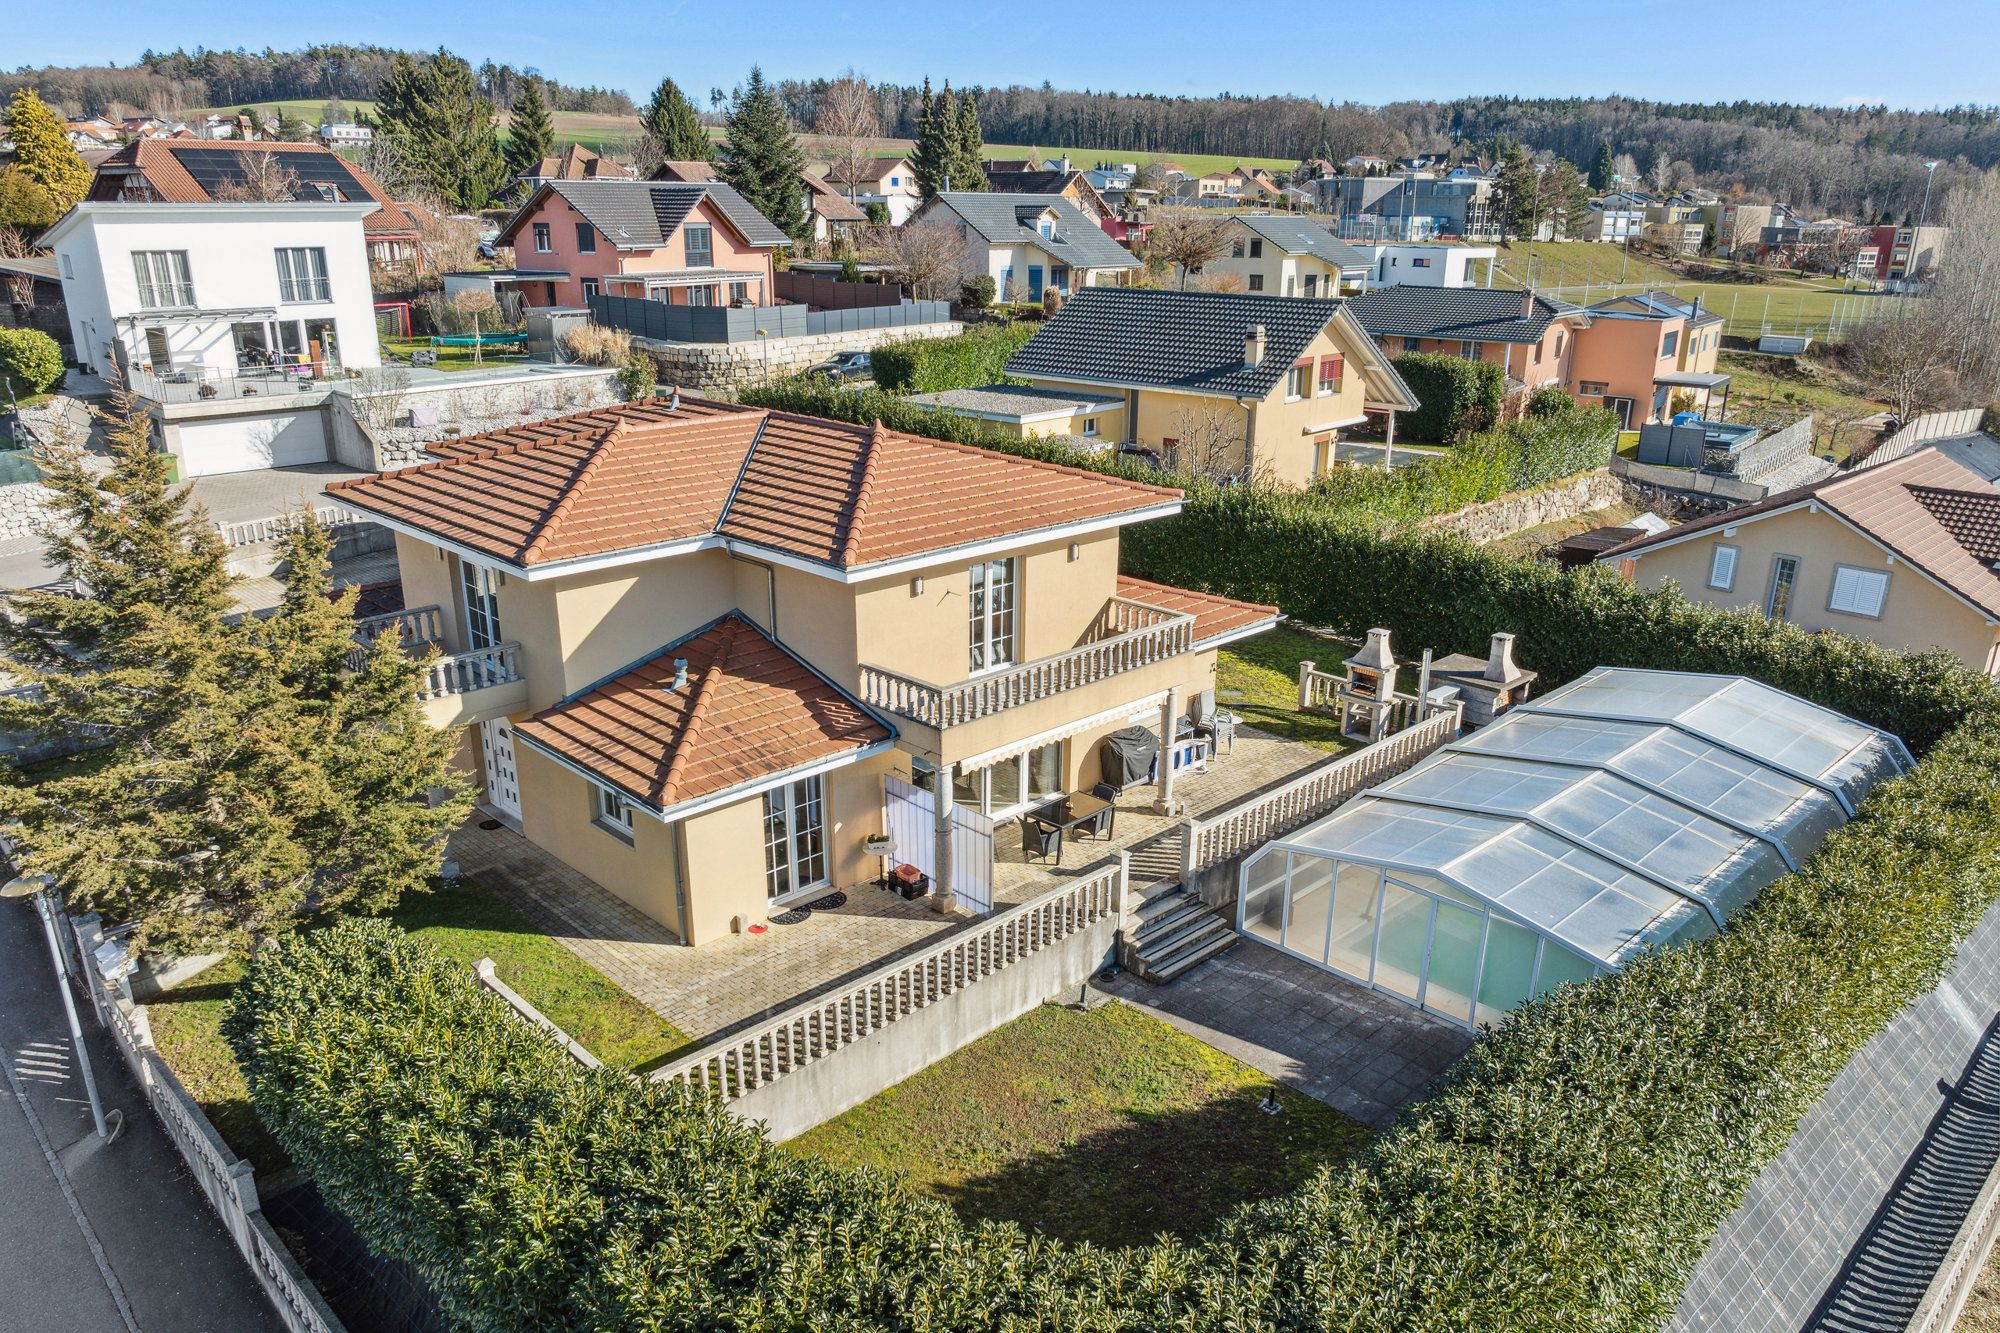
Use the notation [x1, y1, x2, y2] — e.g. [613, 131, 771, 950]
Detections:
[1390, 351, 1507, 442]
[227, 511, 2000, 1327]
[866, 321, 1037, 394]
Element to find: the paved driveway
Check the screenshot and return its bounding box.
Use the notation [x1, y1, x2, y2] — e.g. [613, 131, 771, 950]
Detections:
[1099, 936, 1473, 1128]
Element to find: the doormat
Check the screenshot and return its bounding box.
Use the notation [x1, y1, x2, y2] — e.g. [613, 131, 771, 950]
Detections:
[770, 907, 812, 926]
[478, 819, 503, 831]
[806, 891, 848, 912]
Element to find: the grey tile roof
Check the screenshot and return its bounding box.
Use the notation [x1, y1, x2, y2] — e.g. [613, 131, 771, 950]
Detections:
[524, 180, 789, 250]
[906, 385, 1124, 418]
[1346, 284, 1574, 345]
[1234, 215, 1372, 269]
[932, 193, 1139, 271]
[1005, 287, 1344, 399]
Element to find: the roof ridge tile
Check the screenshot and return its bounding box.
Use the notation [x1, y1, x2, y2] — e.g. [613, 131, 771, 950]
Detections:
[838, 421, 890, 565]
[656, 615, 739, 802]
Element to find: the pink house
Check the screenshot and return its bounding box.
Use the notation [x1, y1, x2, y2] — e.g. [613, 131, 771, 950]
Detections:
[496, 180, 789, 309]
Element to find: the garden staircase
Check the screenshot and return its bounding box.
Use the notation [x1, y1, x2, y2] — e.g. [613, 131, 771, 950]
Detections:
[1127, 886, 1237, 983]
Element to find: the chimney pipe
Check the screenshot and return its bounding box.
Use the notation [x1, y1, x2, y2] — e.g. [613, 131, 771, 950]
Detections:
[1485, 633, 1518, 683]
[1244, 324, 1267, 367]
[671, 657, 689, 691]
[1521, 287, 1536, 319]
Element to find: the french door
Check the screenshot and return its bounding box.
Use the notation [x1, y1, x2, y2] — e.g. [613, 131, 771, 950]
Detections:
[968, 558, 1016, 673]
[763, 776, 829, 903]
[460, 560, 502, 649]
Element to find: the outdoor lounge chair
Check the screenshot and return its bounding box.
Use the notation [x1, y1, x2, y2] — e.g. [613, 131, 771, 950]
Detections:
[1077, 801, 1115, 842]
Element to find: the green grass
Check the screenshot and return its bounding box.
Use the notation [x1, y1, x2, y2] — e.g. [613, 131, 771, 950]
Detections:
[380, 337, 526, 372]
[1715, 349, 1886, 460]
[146, 874, 690, 1176]
[788, 1002, 1369, 1248]
[1217, 626, 1359, 754]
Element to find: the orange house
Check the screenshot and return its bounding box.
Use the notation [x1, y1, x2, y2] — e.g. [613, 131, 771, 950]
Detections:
[1572, 293, 1730, 428]
[1347, 285, 1586, 394]
[496, 180, 789, 308]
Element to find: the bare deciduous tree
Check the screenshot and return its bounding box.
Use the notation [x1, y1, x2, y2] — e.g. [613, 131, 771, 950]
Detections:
[1844, 315, 1962, 425]
[213, 151, 300, 202]
[1144, 209, 1234, 289]
[815, 70, 880, 203]
[861, 221, 970, 302]
[1928, 170, 2000, 400]
[1161, 402, 1263, 486]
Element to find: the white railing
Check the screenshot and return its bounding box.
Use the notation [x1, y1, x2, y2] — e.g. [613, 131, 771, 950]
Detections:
[474, 958, 603, 1070]
[66, 916, 344, 1333]
[650, 864, 1126, 1100]
[1906, 1152, 2000, 1333]
[859, 597, 1195, 729]
[1297, 662, 1438, 736]
[215, 504, 369, 549]
[420, 642, 523, 699]
[353, 603, 443, 650]
[1182, 704, 1463, 877]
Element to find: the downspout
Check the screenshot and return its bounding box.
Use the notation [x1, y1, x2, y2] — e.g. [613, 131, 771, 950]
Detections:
[1238, 397, 1257, 480]
[728, 550, 779, 640]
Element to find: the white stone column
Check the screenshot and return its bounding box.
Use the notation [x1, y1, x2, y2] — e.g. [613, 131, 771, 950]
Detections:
[932, 760, 957, 914]
[1155, 686, 1184, 816]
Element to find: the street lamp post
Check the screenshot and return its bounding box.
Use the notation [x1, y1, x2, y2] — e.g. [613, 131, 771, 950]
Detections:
[1910, 159, 1943, 290]
[3, 874, 122, 1143]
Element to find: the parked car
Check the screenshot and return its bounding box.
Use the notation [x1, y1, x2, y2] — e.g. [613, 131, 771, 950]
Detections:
[805, 351, 872, 383]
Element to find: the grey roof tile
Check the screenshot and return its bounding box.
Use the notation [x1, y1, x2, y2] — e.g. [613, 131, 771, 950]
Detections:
[1235, 214, 1372, 269]
[529, 179, 790, 250]
[1347, 283, 1573, 345]
[932, 192, 1139, 271]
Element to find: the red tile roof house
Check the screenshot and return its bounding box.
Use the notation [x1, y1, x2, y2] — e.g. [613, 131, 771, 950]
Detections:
[328, 395, 1278, 946]
[496, 179, 789, 309]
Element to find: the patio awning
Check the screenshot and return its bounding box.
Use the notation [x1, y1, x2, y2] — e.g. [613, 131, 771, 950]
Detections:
[115, 306, 276, 326]
[1653, 371, 1732, 389]
[955, 691, 1169, 775]
[624, 267, 764, 289]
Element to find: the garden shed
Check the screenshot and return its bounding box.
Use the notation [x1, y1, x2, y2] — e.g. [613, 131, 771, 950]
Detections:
[1237, 667, 1912, 1029]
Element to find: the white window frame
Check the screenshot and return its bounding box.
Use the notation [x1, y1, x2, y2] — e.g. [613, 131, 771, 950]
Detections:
[591, 784, 636, 842]
[532, 222, 552, 254]
[1766, 553, 1801, 621]
[460, 559, 503, 649]
[131, 250, 194, 309]
[274, 247, 330, 303]
[1459, 341, 1484, 360]
[968, 557, 1017, 674]
[1286, 363, 1311, 402]
[955, 741, 1065, 819]
[763, 775, 828, 903]
[683, 223, 714, 268]
[1707, 543, 1739, 592]
[1082, 417, 1099, 437]
[1827, 564, 1889, 619]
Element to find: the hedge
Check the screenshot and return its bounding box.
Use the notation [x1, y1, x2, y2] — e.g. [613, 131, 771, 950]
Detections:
[1390, 351, 1506, 442]
[231, 658, 2000, 1329]
[866, 321, 1037, 394]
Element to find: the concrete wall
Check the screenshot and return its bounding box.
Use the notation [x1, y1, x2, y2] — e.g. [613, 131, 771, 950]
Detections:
[333, 367, 622, 470]
[731, 912, 1121, 1141]
[636, 320, 961, 395]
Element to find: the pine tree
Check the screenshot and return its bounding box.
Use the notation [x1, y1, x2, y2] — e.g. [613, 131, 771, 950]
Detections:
[1588, 141, 1615, 191]
[275, 106, 313, 143]
[0, 390, 471, 951]
[375, 50, 511, 210]
[504, 77, 556, 180]
[3, 88, 91, 218]
[1493, 141, 1539, 241]
[640, 77, 711, 166]
[953, 91, 988, 193]
[910, 78, 946, 199]
[721, 67, 806, 241]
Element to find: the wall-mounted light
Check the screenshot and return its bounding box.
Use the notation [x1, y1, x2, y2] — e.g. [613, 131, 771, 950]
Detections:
[911, 575, 924, 596]
[1068, 542, 1080, 562]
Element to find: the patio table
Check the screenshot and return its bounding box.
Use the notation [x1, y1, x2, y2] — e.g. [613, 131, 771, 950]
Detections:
[1031, 792, 1113, 835]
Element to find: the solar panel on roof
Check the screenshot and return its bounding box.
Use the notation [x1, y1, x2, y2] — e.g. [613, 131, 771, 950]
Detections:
[167, 145, 368, 202]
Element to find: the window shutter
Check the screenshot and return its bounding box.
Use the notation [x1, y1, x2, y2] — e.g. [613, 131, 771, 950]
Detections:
[1708, 545, 1737, 590]
[1829, 567, 1888, 616]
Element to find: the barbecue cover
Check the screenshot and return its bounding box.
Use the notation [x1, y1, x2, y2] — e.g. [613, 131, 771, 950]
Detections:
[1100, 726, 1158, 789]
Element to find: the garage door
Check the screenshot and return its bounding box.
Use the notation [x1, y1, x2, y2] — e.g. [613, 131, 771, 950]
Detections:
[178, 411, 329, 477]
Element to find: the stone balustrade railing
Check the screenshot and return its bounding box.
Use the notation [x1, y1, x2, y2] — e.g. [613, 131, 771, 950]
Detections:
[419, 642, 523, 700]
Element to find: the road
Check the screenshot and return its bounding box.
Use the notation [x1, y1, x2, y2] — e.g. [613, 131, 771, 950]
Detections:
[0, 894, 282, 1333]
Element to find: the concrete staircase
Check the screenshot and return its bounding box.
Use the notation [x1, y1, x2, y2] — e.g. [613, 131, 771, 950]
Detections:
[1126, 886, 1237, 983]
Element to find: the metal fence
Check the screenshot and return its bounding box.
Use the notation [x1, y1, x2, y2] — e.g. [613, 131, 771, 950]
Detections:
[65, 914, 345, 1333]
[772, 271, 905, 309]
[586, 294, 950, 344]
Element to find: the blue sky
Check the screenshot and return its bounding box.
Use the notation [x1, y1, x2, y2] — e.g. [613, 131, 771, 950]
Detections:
[12, 0, 1996, 111]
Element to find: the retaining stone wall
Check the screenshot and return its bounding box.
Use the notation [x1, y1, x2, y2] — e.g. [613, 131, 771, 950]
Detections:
[1421, 469, 1730, 545]
[636, 321, 962, 395]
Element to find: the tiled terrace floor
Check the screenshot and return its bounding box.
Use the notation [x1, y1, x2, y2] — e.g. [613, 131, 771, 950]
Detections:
[453, 726, 1340, 1046]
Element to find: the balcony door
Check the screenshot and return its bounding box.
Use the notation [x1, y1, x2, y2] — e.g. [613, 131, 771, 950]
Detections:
[460, 560, 503, 650]
[968, 558, 1016, 674]
[763, 775, 828, 904]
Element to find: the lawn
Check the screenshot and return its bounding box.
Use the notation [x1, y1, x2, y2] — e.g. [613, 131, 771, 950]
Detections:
[146, 873, 690, 1177]
[788, 1001, 1369, 1247]
[1218, 625, 1359, 754]
[1962, 1246, 2000, 1333]
[380, 336, 528, 372]
[1715, 349, 1887, 461]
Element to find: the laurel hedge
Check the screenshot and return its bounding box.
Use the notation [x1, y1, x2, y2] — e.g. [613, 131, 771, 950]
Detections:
[1390, 351, 1507, 442]
[865, 321, 1037, 394]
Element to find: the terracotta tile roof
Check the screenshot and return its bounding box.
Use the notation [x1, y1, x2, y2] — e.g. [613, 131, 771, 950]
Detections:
[512, 612, 890, 813]
[86, 138, 412, 234]
[1603, 443, 2000, 618]
[529, 144, 634, 181]
[330, 396, 1182, 573]
[1115, 576, 1282, 646]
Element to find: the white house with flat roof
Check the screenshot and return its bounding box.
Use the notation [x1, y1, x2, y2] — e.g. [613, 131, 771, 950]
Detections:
[1353, 243, 1497, 289]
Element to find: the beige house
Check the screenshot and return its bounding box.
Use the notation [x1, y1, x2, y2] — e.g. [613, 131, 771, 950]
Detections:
[1204, 215, 1373, 298]
[999, 287, 1419, 486]
[329, 397, 1280, 946]
[1600, 432, 2000, 676]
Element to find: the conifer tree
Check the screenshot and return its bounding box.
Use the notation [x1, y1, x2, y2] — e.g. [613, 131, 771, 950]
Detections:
[721, 67, 806, 241]
[3, 88, 91, 218]
[275, 106, 314, 142]
[375, 50, 511, 210]
[909, 79, 940, 198]
[0, 389, 470, 951]
[504, 77, 556, 180]
[640, 77, 712, 166]
[953, 91, 988, 193]
[913, 81, 962, 198]
[1588, 141, 1616, 191]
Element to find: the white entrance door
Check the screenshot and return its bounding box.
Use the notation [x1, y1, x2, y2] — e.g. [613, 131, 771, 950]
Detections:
[480, 719, 521, 820]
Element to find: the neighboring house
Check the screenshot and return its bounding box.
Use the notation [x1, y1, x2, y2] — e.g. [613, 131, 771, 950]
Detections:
[1697, 201, 1774, 257]
[982, 169, 1112, 225]
[985, 156, 1043, 173]
[1582, 194, 1646, 244]
[1600, 432, 2000, 676]
[1315, 173, 1503, 242]
[0, 253, 70, 348]
[65, 118, 122, 149]
[327, 395, 1279, 942]
[1642, 200, 1707, 253]
[319, 122, 373, 149]
[85, 138, 422, 274]
[1206, 215, 1372, 297]
[1859, 223, 1948, 287]
[1000, 287, 1419, 485]
[652, 160, 864, 246]
[1575, 291, 1728, 426]
[826, 155, 921, 224]
[496, 179, 788, 308]
[517, 143, 634, 190]
[1347, 285, 1585, 395]
[1341, 155, 1388, 175]
[907, 192, 1140, 300]
[903, 385, 1127, 442]
[1354, 243, 1497, 289]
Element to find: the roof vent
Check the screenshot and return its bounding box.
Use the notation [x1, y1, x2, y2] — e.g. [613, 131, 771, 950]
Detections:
[670, 657, 689, 691]
[1244, 324, 1267, 368]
